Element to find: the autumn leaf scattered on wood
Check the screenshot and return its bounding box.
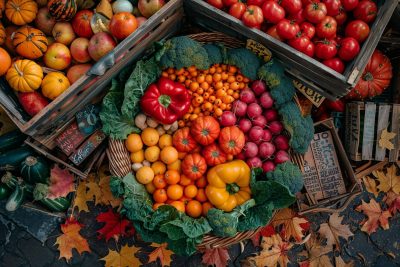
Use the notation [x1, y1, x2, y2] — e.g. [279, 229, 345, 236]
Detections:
[147, 243, 173, 267]
[378, 128, 396, 150]
[101, 244, 141, 267]
[244, 234, 293, 267]
[96, 208, 134, 242]
[271, 208, 309, 242]
[202, 247, 230, 267]
[318, 213, 353, 251]
[98, 175, 122, 208]
[335, 255, 354, 267]
[251, 225, 276, 247]
[362, 176, 379, 198]
[384, 191, 400, 215]
[48, 166, 75, 199]
[86, 180, 102, 205]
[299, 233, 332, 267]
[373, 165, 400, 195]
[355, 198, 392, 234]
[54, 217, 91, 262]
[72, 181, 90, 213]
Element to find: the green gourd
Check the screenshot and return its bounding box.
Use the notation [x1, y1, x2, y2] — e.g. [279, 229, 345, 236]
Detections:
[20, 156, 50, 184]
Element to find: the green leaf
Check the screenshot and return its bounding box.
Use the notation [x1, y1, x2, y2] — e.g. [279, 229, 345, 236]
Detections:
[167, 235, 204, 256]
[109, 176, 125, 198]
[132, 220, 167, 244]
[237, 202, 274, 232]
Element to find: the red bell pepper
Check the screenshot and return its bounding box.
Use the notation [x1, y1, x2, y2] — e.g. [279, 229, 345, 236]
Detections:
[140, 77, 190, 124]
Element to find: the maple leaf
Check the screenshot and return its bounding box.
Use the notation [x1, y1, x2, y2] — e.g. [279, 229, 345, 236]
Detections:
[318, 213, 353, 251]
[378, 129, 396, 150]
[54, 217, 91, 262]
[202, 247, 230, 267]
[251, 225, 276, 247]
[271, 208, 309, 242]
[97, 208, 134, 242]
[335, 255, 354, 267]
[101, 244, 141, 267]
[299, 233, 332, 267]
[86, 181, 102, 205]
[355, 199, 392, 234]
[72, 181, 90, 213]
[362, 176, 379, 198]
[373, 165, 400, 194]
[384, 191, 400, 215]
[98, 175, 121, 207]
[48, 165, 75, 199]
[148, 243, 173, 267]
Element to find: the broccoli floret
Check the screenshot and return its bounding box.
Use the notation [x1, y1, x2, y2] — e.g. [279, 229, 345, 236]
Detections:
[266, 162, 304, 194]
[203, 44, 223, 65]
[159, 36, 210, 70]
[278, 101, 314, 154]
[226, 48, 261, 80]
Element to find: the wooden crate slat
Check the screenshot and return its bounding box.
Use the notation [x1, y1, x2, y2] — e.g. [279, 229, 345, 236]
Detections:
[375, 104, 391, 161]
[347, 103, 362, 161]
[389, 104, 400, 162]
[362, 102, 377, 160]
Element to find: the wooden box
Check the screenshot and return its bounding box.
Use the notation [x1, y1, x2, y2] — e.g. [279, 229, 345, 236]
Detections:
[0, 0, 184, 137]
[345, 102, 400, 162]
[184, 0, 398, 100]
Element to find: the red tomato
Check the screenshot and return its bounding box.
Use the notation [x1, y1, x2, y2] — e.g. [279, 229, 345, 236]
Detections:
[222, 0, 238, 6]
[302, 0, 320, 5]
[289, 35, 312, 53]
[321, 0, 340, 16]
[229, 2, 246, 19]
[316, 16, 337, 39]
[353, 0, 377, 23]
[303, 42, 315, 57]
[342, 0, 359, 11]
[324, 99, 345, 111]
[315, 39, 337, 59]
[280, 0, 302, 15]
[72, 10, 94, 38]
[335, 6, 347, 26]
[110, 12, 138, 40]
[276, 19, 300, 40]
[305, 2, 327, 23]
[323, 57, 345, 73]
[266, 25, 284, 41]
[288, 9, 305, 23]
[242, 5, 264, 28]
[207, 0, 224, 9]
[300, 22, 315, 39]
[345, 20, 370, 43]
[247, 0, 267, 6]
[262, 0, 286, 24]
[338, 37, 360, 61]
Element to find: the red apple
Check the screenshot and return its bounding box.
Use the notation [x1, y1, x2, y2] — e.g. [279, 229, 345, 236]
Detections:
[72, 10, 94, 38]
[136, 17, 147, 26]
[67, 64, 92, 84]
[52, 22, 76, 45]
[35, 7, 56, 35]
[88, 32, 117, 61]
[70, 37, 91, 63]
[138, 0, 165, 18]
[44, 43, 71, 70]
[110, 12, 138, 40]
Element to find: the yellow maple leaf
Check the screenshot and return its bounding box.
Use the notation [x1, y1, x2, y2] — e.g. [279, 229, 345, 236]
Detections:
[148, 243, 173, 267]
[54, 218, 91, 262]
[299, 233, 332, 267]
[318, 213, 353, 251]
[362, 176, 379, 198]
[72, 181, 90, 213]
[271, 208, 308, 242]
[101, 244, 141, 267]
[373, 165, 400, 194]
[99, 175, 121, 208]
[378, 129, 396, 150]
[86, 181, 102, 205]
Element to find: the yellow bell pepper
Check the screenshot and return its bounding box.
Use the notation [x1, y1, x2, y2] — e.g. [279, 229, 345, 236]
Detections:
[205, 160, 251, 212]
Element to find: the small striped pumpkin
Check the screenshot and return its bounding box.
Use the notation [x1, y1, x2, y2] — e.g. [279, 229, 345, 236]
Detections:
[12, 26, 48, 59]
[5, 0, 38, 25]
[47, 0, 77, 21]
[0, 22, 5, 45]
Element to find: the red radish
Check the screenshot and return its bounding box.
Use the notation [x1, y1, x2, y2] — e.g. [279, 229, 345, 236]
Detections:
[275, 150, 290, 164]
[232, 100, 248, 117]
[251, 80, 267, 96]
[264, 109, 278, 121]
[244, 142, 259, 158]
[238, 118, 252, 133]
[240, 88, 256, 104]
[262, 161, 276, 172]
[259, 92, 274, 109]
[245, 135, 249, 142]
[220, 111, 237, 126]
[247, 157, 262, 168]
[252, 115, 267, 127]
[249, 126, 264, 142]
[274, 135, 290, 150]
[269, 121, 284, 135]
[259, 142, 276, 158]
[247, 103, 262, 118]
[262, 129, 272, 142]
[236, 152, 246, 160]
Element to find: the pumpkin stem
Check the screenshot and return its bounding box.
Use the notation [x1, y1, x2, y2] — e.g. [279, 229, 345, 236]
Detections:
[13, 63, 23, 77]
[363, 72, 374, 81]
[25, 156, 38, 166]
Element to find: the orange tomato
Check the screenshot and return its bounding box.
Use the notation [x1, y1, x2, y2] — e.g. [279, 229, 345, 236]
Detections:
[145, 182, 156, 194]
[195, 188, 208, 202]
[170, 201, 185, 213]
[195, 176, 207, 188]
[165, 170, 180, 185]
[167, 184, 183, 200]
[152, 174, 167, 189]
[202, 202, 213, 216]
[184, 185, 198, 198]
[186, 200, 202, 218]
[179, 174, 193, 186]
[153, 189, 168, 203]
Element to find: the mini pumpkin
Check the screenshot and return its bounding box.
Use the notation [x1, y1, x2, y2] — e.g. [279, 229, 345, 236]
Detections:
[6, 59, 43, 92]
[47, 0, 77, 21]
[12, 26, 48, 59]
[5, 0, 38, 25]
[0, 0, 5, 17]
[0, 47, 11, 76]
[41, 72, 70, 100]
[0, 22, 5, 45]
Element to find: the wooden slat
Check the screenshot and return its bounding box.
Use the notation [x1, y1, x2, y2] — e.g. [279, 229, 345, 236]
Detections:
[346, 103, 362, 161]
[362, 102, 376, 160]
[375, 104, 391, 161]
[389, 104, 400, 162]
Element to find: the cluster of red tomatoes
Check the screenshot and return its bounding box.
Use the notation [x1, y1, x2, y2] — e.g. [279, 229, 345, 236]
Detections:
[206, 0, 378, 74]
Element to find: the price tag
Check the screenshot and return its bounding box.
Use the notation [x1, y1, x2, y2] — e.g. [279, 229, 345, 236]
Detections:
[76, 104, 101, 135]
[246, 39, 272, 62]
[293, 80, 325, 107]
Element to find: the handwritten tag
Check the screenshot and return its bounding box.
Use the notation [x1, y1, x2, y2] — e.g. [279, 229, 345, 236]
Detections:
[75, 104, 101, 135]
[69, 130, 106, 166]
[55, 122, 89, 156]
[293, 80, 325, 107]
[246, 39, 272, 62]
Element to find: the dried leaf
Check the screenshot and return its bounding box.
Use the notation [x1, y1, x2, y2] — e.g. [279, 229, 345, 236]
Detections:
[202, 247, 230, 267]
[96, 208, 134, 242]
[318, 213, 353, 250]
[362, 176, 379, 198]
[148, 243, 173, 267]
[48, 166, 75, 199]
[54, 217, 91, 262]
[251, 225, 276, 247]
[384, 191, 400, 215]
[86, 181, 102, 205]
[300, 234, 332, 267]
[355, 199, 392, 234]
[101, 244, 141, 267]
[373, 165, 400, 194]
[72, 181, 90, 213]
[378, 129, 396, 150]
[271, 208, 309, 242]
[98, 175, 121, 207]
[335, 255, 354, 267]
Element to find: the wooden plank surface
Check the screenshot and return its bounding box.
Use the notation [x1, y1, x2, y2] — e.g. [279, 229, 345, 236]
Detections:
[375, 104, 391, 161]
[346, 103, 362, 161]
[389, 104, 400, 162]
[362, 102, 377, 160]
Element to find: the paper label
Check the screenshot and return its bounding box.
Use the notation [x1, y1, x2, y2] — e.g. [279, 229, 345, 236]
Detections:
[293, 80, 325, 107]
[246, 39, 272, 62]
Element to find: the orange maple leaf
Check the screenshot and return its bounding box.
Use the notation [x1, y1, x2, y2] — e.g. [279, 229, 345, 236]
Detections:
[148, 243, 173, 267]
[54, 217, 91, 262]
[271, 208, 309, 242]
[48, 166, 75, 199]
[202, 247, 230, 267]
[98, 175, 121, 208]
[355, 199, 392, 234]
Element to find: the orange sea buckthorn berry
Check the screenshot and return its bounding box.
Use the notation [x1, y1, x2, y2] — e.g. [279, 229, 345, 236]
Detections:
[227, 103, 232, 110]
[214, 108, 223, 117]
[196, 88, 204, 95]
[190, 81, 199, 91]
[201, 82, 209, 90]
[227, 89, 234, 96]
[215, 81, 223, 89]
[214, 98, 222, 106]
[197, 74, 205, 83]
[230, 82, 240, 90]
[233, 92, 240, 99]
[212, 73, 221, 82]
[205, 74, 213, 84]
[178, 120, 185, 128]
[220, 103, 227, 110]
[227, 75, 236, 83]
[221, 72, 229, 81]
[243, 77, 250, 83]
[209, 66, 216, 74]
[177, 75, 186, 83]
[209, 96, 216, 103]
[216, 90, 226, 98]
[176, 68, 184, 75]
[203, 92, 210, 100]
[228, 66, 237, 73]
[239, 82, 245, 89]
[194, 107, 201, 114]
[162, 72, 168, 78]
[167, 68, 174, 74]
[236, 74, 244, 82]
[190, 114, 198, 121]
[183, 113, 190, 121]
[169, 74, 176, 81]
[187, 66, 196, 72]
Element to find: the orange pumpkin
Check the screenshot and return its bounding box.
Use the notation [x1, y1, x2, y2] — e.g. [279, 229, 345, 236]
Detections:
[218, 126, 245, 156]
[190, 116, 221, 146]
[5, 0, 38, 25]
[47, 0, 77, 21]
[0, 22, 5, 45]
[182, 153, 207, 180]
[41, 72, 70, 100]
[0, 0, 5, 17]
[0, 48, 11, 76]
[12, 26, 48, 59]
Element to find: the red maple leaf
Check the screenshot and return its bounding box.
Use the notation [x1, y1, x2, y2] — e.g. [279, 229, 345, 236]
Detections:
[202, 247, 230, 267]
[251, 225, 276, 247]
[96, 208, 135, 242]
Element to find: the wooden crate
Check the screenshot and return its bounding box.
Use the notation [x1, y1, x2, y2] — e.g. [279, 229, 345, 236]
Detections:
[0, 0, 184, 137]
[345, 102, 400, 162]
[184, 0, 397, 100]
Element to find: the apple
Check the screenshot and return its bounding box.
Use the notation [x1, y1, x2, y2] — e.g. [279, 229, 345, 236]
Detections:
[52, 22, 76, 45]
[44, 43, 71, 70]
[70, 37, 91, 63]
[35, 7, 56, 35]
[136, 17, 147, 27]
[110, 12, 138, 40]
[88, 32, 117, 61]
[138, 0, 165, 18]
[67, 64, 92, 84]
